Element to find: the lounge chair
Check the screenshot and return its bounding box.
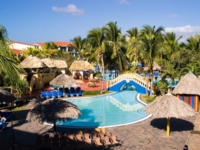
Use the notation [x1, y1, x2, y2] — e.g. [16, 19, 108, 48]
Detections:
[35, 135, 44, 149]
[93, 137, 103, 148]
[65, 88, 71, 97]
[51, 135, 60, 149]
[70, 87, 77, 97]
[101, 136, 113, 148]
[47, 91, 53, 99]
[57, 90, 63, 98]
[41, 91, 48, 99]
[0, 123, 7, 132]
[2, 112, 13, 121]
[84, 138, 94, 149]
[109, 135, 123, 146]
[76, 87, 83, 96]
[52, 90, 59, 98]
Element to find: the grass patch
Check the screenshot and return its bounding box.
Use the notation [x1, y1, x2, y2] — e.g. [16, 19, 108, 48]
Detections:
[140, 94, 157, 103]
[82, 90, 111, 96]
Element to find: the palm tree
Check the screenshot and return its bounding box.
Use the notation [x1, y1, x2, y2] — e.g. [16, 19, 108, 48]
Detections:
[0, 25, 24, 83]
[126, 27, 140, 72]
[87, 28, 106, 93]
[180, 62, 200, 77]
[139, 25, 164, 96]
[69, 36, 87, 60]
[102, 22, 129, 71]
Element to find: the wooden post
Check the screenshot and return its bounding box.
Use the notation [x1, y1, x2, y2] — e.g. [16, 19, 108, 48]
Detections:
[166, 118, 170, 136]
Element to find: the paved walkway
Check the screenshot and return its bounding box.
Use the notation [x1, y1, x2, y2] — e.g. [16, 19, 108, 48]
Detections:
[186, 110, 200, 150]
[0, 96, 198, 150]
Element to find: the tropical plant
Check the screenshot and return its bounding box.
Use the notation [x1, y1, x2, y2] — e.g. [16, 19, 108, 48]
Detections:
[102, 22, 129, 71]
[69, 36, 87, 60]
[0, 24, 24, 83]
[156, 79, 168, 95]
[87, 28, 106, 93]
[139, 25, 164, 96]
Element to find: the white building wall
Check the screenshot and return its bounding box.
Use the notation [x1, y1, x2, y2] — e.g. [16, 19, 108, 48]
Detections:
[10, 43, 34, 50]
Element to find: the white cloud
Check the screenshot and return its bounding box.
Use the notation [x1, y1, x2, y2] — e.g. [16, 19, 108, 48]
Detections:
[119, 0, 129, 4]
[52, 4, 84, 15]
[169, 14, 178, 18]
[165, 25, 200, 42]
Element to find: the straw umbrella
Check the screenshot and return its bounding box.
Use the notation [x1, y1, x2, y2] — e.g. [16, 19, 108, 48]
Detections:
[144, 93, 195, 136]
[50, 74, 76, 95]
[26, 98, 81, 134]
[20, 56, 47, 68]
[0, 88, 16, 104]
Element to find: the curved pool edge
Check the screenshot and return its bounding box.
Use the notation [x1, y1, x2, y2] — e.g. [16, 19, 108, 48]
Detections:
[44, 92, 152, 129]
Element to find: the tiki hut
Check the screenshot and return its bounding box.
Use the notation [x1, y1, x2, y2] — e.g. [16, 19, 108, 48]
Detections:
[69, 60, 94, 80]
[53, 60, 68, 69]
[26, 99, 81, 134]
[41, 58, 55, 68]
[20, 56, 47, 68]
[172, 72, 200, 111]
[144, 93, 195, 136]
[53, 59, 68, 74]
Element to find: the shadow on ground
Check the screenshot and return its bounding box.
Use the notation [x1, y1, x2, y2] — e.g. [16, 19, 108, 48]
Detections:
[150, 118, 194, 131]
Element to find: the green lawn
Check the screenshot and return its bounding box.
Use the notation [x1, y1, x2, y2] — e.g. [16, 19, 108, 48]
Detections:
[82, 90, 111, 96]
[140, 94, 157, 103]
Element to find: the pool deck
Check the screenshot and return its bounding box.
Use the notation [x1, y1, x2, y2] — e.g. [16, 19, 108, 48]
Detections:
[0, 80, 200, 150]
[0, 97, 199, 150]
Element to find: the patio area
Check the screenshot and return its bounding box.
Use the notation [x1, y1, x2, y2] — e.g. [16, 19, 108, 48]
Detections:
[1, 78, 200, 150]
[0, 96, 199, 150]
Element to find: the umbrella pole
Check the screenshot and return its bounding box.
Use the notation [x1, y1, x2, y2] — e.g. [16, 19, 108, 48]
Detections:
[53, 121, 57, 135]
[166, 117, 170, 136]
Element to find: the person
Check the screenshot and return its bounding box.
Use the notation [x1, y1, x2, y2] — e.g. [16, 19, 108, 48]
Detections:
[0, 111, 6, 123]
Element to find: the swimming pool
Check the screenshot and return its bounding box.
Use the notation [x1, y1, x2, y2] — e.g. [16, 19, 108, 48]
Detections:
[57, 90, 151, 128]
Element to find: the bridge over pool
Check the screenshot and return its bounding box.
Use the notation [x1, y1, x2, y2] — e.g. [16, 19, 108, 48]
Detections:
[106, 73, 151, 94]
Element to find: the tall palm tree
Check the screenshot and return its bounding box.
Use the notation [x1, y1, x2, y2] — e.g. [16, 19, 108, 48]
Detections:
[69, 36, 86, 60]
[87, 28, 106, 93]
[0, 25, 24, 83]
[126, 27, 140, 71]
[102, 22, 129, 71]
[139, 25, 164, 96]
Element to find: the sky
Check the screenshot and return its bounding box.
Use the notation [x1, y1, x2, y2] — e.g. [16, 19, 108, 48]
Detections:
[1, 0, 200, 44]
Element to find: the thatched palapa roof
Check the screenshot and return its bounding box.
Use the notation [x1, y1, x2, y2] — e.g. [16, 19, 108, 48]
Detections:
[0, 88, 16, 104]
[26, 99, 81, 123]
[69, 60, 94, 71]
[172, 72, 200, 95]
[144, 93, 195, 118]
[41, 58, 55, 68]
[53, 60, 68, 69]
[50, 74, 76, 86]
[20, 56, 47, 68]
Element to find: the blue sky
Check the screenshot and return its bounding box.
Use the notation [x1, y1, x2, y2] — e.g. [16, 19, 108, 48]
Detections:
[1, 0, 200, 44]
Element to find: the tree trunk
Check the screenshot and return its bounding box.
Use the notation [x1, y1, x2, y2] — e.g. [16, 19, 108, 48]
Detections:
[53, 121, 57, 135]
[101, 54, 105, 94]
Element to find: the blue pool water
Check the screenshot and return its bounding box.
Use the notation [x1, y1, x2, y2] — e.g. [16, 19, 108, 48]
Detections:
[57, 90, 150, 128]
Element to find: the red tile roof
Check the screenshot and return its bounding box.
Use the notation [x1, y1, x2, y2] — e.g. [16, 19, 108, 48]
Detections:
[12, 49, 23, 54]
[35, 42, 74, 47]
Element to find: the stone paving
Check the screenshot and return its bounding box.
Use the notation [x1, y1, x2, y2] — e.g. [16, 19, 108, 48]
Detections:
[0, 98, 199, 150]
[186, 111, 200, 150]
